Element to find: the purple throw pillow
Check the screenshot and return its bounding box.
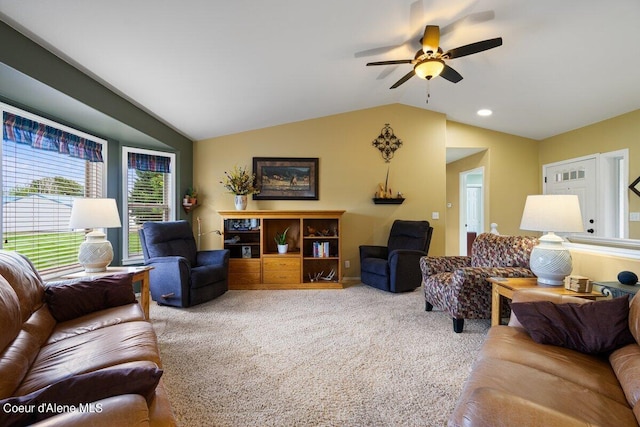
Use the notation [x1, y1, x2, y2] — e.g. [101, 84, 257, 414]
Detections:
[511, 295, 635, 354]
[0, 364, 162, 426]
[45, 273, 136, 322]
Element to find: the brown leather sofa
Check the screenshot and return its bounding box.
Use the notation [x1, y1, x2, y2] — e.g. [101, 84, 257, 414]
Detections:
[449, 289, 640, 427]
[0, 250, 175, 426]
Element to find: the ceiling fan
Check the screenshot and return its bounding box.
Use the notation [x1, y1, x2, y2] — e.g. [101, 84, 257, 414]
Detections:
[366, 25, 502, 89]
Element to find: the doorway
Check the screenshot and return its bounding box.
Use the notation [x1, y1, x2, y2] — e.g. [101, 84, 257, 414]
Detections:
[543, 150, 628, 239]
[459, 167, 484, 255]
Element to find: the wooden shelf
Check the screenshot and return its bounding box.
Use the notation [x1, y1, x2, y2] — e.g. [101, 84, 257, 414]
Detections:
[263, 252, 301, 257]
[220, 210, 345, 290]
[373, 198, 405, 205]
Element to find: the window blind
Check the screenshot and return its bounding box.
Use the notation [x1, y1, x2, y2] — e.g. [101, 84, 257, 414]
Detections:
[124, 148, 174, 260]
[2, 109, 105, 274]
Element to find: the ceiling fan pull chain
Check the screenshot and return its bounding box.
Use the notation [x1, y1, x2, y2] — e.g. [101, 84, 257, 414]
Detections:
[426, 81, 431, 104]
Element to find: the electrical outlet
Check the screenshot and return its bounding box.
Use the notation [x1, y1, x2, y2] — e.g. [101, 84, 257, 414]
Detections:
[345, 260, 350, 269]
[631, 212, 640, 222]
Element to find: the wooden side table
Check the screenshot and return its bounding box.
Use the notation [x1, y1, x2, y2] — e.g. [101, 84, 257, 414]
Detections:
[62, 266, 152, 320]
[489, 277, 603, 326]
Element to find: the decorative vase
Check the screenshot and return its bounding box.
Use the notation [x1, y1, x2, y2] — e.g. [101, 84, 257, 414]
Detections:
[277, 244, 288, 254]
[234, 195, 248, 210]
[77, 231, 114, 272]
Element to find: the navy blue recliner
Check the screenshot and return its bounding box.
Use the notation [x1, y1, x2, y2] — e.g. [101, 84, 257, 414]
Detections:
[139, 220, 229, 307]
[359, 220, 433, 293]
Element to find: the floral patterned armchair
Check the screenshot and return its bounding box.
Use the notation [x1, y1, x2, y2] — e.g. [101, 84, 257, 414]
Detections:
[421, 233, 538, 333]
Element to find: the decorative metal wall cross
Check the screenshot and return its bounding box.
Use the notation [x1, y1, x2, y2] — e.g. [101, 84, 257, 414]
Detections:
[372, 123, 403, 162]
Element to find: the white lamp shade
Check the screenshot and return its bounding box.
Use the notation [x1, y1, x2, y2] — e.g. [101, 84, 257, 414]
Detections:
[520, 194, 584, 233]
[69, 198, 122, 229]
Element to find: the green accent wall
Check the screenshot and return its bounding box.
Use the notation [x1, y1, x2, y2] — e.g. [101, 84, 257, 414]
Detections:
[0, 21, 194, 264]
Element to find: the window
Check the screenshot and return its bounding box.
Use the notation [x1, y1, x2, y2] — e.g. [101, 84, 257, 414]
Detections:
[123, 147, 175, 262]
[1, 103, 106, 275]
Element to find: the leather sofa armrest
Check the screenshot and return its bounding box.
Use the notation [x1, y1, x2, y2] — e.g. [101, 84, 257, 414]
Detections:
[450, 387, 593, 427]
[31, 394, 150, 427]
[148, 378, 177, 427]
[359, 245, 388, 261]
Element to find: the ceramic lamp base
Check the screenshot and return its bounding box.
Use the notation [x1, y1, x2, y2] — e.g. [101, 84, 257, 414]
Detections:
[78, 230, 114, 272]
[530, 232, 572, 286]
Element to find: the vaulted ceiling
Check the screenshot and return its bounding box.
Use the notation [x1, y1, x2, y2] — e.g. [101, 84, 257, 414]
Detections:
[1, 0, 639, 142]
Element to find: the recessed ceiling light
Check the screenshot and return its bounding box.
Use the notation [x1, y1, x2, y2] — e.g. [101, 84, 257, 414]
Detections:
[477, 109, 493, 117]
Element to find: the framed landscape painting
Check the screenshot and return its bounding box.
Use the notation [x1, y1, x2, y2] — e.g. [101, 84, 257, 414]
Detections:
[253, 157, 319, 200]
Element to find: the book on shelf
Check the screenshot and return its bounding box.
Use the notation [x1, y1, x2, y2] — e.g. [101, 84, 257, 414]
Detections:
[312, 241, 330, 258]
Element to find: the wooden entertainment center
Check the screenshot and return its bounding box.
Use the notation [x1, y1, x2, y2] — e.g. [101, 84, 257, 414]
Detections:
[218, 210, 345, 289]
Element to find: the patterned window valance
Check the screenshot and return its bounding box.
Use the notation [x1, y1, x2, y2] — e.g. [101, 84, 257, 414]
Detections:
[2, 112, 103, 162]
[128, 152, 171, 173]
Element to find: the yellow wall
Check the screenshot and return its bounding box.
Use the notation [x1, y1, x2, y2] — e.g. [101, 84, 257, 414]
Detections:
[194, 104, 447, 278]
[539, 110, 640, 165]
[571, 250, 640, 281]
[445, 122, 540, 254]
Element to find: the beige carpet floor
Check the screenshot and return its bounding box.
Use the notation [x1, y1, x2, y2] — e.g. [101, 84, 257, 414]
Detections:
[150, 284, 490, 426]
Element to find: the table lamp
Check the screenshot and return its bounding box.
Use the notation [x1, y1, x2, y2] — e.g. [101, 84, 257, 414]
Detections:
[69, 198, 122, 272]
[520, 194, 584, 286]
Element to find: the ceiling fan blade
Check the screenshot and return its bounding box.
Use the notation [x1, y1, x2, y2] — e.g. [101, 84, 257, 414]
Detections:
[390, 70, 416, 89]
[355, 1, 425, 58]
[440, 64, 463, 83]
[444, 37, 503, 59]
[355, 45, 403, 58]
[409, 0, 424, 30]
[376, 66, 399, 80]
[366, 59, 413, 66]
[407, 0, 426, 48]
[440, 10, 495, 37]
[422, 25, 440, 54]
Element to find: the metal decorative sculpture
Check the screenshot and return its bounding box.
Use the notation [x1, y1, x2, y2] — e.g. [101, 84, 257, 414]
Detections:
[372, 123, 403, 162]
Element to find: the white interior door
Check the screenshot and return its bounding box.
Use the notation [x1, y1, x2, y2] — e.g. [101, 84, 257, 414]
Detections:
[459, 168, 484, 255]
[544, 157, 597, 236]
[466, 186, 482, 234]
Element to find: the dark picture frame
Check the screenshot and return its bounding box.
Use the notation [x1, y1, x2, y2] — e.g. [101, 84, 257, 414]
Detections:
[253, 157, 319, 200]
[630, 176, 640, 198]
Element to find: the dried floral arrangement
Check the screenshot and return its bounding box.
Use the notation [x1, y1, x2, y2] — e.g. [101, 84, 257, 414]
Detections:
[220, 165, 259, 195]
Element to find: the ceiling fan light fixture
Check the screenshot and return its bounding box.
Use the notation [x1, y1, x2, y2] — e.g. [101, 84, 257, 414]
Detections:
[414, 59, 445, 80]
